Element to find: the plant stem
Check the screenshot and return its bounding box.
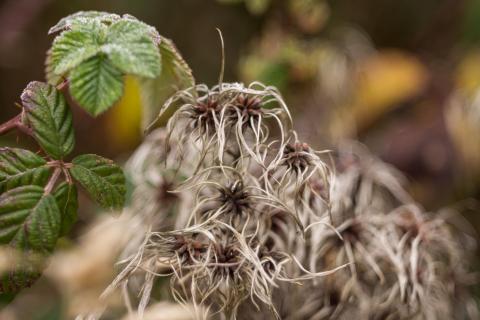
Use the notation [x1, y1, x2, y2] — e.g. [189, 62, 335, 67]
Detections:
[0, 114, 21, 136]
[0, 113, 33, 137]
[62, 167, 73, 184]
[44, 167, 62, 195]
[56, 79, 69, 92]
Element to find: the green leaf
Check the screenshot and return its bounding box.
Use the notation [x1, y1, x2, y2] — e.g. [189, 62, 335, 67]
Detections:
[139, 37, 195, 128]
[45, 48, 62, 86]
[120, 14, 161, 43]
[53, 182, 78, 236]
[50, 21, 105, 75]
[48, 13, 161, 78]
[1, 272, 40, 295]
[103, 20, 161, 78]
[70, 154, 126, 209]
[0, 148, 51, 193]
[69, 55, 124, 116]
[0, 186, 61, 253]
[47, 13, 165, 115]
[0, 251, 43, 294]
[49, 11, 120, 34]
[21, 81, 75, 159]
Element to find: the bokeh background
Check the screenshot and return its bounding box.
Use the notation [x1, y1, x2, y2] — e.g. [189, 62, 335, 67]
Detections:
[1, 0, 480, 318]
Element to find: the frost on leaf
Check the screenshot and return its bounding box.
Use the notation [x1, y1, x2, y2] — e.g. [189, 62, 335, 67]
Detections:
[47, 12, 163, 116]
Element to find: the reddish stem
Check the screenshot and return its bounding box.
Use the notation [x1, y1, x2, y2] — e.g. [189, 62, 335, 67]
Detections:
[0, 114, 22, 136]
[0, 113, 33, 137]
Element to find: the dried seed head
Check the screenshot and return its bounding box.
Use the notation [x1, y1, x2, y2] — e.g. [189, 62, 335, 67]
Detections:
[282, 142, 313, 172]
[218, 181, 251, 216]
[105, 78, 476, 320]
[171, 234, 208, 265]
[190, 97, 220, 133]
[298, 204, 478, 320]
[231, 94, 263, 126]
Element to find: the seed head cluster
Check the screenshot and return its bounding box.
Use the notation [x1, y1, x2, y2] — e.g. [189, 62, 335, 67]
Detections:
[106, 83, 477, 320]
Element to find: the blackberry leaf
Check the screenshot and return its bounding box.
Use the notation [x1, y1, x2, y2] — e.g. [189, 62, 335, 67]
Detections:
[21, 81, 75, 159]
[0, 148, 51, 193]
[53, 182, 78, 236]
[103, 19, 161, 78]
[69, 154, 126, 209]
[69, 55, 124, 116]
[49, 11, 120, 34]
[0, 186, 61, 253]
[49, 19, 106, 75]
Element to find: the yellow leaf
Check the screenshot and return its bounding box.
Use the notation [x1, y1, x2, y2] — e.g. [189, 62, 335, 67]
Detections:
[105, 75, 142, 150]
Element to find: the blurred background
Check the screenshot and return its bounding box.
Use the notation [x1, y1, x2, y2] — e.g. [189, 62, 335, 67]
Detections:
[1, 0, 480, 318]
